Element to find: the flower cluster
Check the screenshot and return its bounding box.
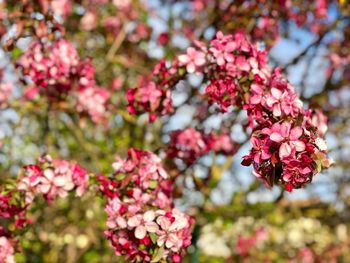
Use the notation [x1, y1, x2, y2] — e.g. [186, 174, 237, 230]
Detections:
[127, 60, 183, 122]
[0, 236, 15, 263]
[0, 193, 29, 230]
[0, 155, 89, 262]
[18, 155, 89, 203]
[166, 128, 237, 165]
[16, 39, 110, 123]
[235, 227, 267, 257]
[199, 33, 330, 191]
[76, 86, 110, 123]
[0, 192, 29, 263]
[0, 83, 13, 109]
[99, 148, 193, 262]
[130, 31, 330, 191]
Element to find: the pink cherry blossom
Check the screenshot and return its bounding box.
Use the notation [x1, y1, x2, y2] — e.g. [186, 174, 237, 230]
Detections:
[18, 156, 89, 202]
[51, 0, 72, 17]
[156, 209, 193, 252]
[105, 197, 127, 229]
[129, 32, 330, 191]
[76, 86, 110, 123]
[101, 149, 193, 262]
[128, 211, 159, 239]
[263, 122, 305, 159]
[250, 137, 272, 164]
[80, 11, 97, 31]
[265, 87, 303, 117]
[178, 47, 206, 74]
[166, 128, 208, 165]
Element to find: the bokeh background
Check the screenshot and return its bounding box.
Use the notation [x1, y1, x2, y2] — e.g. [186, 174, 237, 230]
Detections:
[1, 0, 350, 262]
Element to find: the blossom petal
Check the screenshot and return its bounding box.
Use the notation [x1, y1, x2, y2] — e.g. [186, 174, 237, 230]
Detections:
[143, 210, 155, 222]
[290, 140, 305, 152]
[135, 226, 147, 239]
[290, 127, 303, 140]
[270, 132, 284, 142]
[279, 143, 292, 159]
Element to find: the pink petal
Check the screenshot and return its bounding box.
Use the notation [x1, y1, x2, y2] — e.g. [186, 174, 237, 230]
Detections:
[271, 88, 282, 99]
[217, 56, 225, 66]
[178, 54, 189, 64]
[53, 176, 68, 187]
[290, 127, 303, 140]
[261, 151, 271, 160]
[273, 105, 282, 116]
[106, 219, 116, 228]
[265, 97, 277, 107]
[143, 210, 155, 222]
[157, 216, 171, 230]
[145, 222, 159, 233]
[279, 143, 292, 159]
[135, 226, 147, 239]
[128, 215, 141, 227]
[39, 184, 51, 194]
[186, 63, 196, 73]
[280, 122, 291, 137]
[253, 153, 261, 164]
[157, 235, 166, 247]
[270, 132, 284, 142]
[117, 217, 127, 228]
[251, 84, 263, 94]
[290, 140, 305, 152]
[250, 95, 261, 104]
[165, 233, 181, 249]
[169, 217, 188, 231]
[43, 169, 55, 180]
[194, 56, 206, 66]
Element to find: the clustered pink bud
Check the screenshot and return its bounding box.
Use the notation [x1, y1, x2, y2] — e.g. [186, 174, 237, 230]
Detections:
[16, 39, 110, 123]
[0, 193, 29, 230]
[166, 128, 237, 165]
[128, 31, 331, 191]
[18, 155, 89, 203]
[99, 148, 193, 262]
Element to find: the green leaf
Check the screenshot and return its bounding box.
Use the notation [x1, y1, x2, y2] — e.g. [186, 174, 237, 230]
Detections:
[149, 233, 157, 244]
[316, 159, 322, 173]
[116, 173, 126, 180]
[11, 47, 22, 59]
[151, 246, 165, 263]
[149, 180, 158, 189]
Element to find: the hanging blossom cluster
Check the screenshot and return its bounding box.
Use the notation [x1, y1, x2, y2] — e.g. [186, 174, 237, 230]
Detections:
[166, 128, 237, 165]
[0, 155, 90, 262]
[128, 31, 331, 191]
[99, 148, 193, 262]
[16, 39, 110, 123]
[17, 155, 89, 203]
[127, 61, 182, 122]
